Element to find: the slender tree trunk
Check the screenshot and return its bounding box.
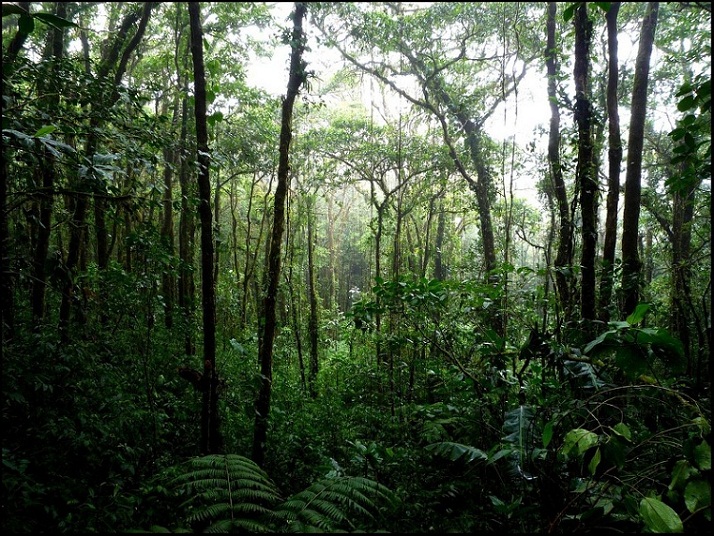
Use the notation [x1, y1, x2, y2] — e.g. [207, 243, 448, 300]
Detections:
[161, 96, 179, 329]
[433, 200, 446, 280]
[598, 2, 623, 322]
[545, 2, 573, 326]
[178, 93, 196, 356]
[188, 1, 220, 455]
[621, 2, 659, 316]
[31, 3, 66, 329]
[306, 195, 319, 399]
[58, 2, 154, 342]
[252, 2, 307, 467]
[573, 3, 598, 326]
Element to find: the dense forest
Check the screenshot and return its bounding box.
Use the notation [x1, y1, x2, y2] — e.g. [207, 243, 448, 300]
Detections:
[2, 2, 711, 533]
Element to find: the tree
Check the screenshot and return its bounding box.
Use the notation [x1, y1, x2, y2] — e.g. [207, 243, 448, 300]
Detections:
[544, 2, 574, 327]
[621, 2, 659, 316]
[598, 2, 623, 322]
[252, 2, 308, 468]
[572, 2, 598, 326]
[188, 1, 220, 455]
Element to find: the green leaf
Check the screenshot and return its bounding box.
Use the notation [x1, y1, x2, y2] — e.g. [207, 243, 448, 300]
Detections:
[694, 441, 711, 471]
[684, 480, 711, 513]
[639, 497, 683, 533]
[612, 422, 632, 442]
[669, 460, 696, 492]
[562, 428, 598, 457]
[542, 421, 554, 448]
[588, 447, 601, 476]
[425, 441, 488, 463]
[34, 125, 57, 137]
[626, 303, 650, 325]
[563, 3, 577, 22]
[583, 330, 611, 354]
[677, 95, 696, 112]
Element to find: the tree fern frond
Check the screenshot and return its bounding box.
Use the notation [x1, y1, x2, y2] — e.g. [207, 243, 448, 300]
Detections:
[275, 475, 395, 532]
[170, 454, 282, 531]
[425, 441, 489, 463]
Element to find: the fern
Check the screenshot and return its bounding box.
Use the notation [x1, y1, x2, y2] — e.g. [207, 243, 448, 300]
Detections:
[425, 441, 488, 463]
[165, 454, 396, 533]
[171, 454, 281, 532]
[274, 475, 396, 533]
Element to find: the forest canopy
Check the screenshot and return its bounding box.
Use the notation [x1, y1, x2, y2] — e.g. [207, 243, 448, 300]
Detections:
[2, 2, 711, 533]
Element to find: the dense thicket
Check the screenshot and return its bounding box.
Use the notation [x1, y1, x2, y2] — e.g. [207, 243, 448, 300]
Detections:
[2, 2, 711, 533]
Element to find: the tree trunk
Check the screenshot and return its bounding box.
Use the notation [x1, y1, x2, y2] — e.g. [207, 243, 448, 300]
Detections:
[621, 2, 659, 316]
[188, 1, 220, 455]
[545, 2, 574, 328]
[306, 194, 319, 399]
[252, 2, 307, 467]
[31, 3, 66, 329]
[573, 2, 598, 325]
[433, 200, 446, 280]
[178, 92, 196, 356]
[58, 2, 154, 342]
[598, 2, 623, 322]
[161, 95, 179, 329]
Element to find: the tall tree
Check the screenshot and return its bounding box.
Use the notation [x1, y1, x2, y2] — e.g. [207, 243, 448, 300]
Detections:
[188, 1, 221, 455]
[252, 2, 308, 467]
[573, 2, 598, 325]
[57, 2, 155, 342]
[545, 2, 574, 326]
[621, 2, 659, 316]
[598, 2, 623, 322]
[30, 2, 66, 329]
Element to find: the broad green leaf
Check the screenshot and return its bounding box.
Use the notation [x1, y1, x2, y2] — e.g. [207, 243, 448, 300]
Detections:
[562, 428, 598, 457]
[626, 303, 650, 325]
[612, 422, 632, 442]
[684, 480, 711, 513]
[34, 125, 57, 137]
[677, 95, 696, 112]
[668, 460, 696, 491]
[694, 441, 711, 471]
[583, 331, 610, 354]
[588, 447, 601, 476]
[639, 497, 683, 533]
[563, 3, 577, 22]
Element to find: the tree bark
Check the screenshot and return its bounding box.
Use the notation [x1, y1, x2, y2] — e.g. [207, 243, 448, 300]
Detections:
[598, 2, 623, 322]
[306, 194, 319, 399]
[188, 1, 221, 455]
[545, 2, 574, 325]
[252, 2, 307, 467]
[573, 3, 598, 325]
[621, 2, 659, 316]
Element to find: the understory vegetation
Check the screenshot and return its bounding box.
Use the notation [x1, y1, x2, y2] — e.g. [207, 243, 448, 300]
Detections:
[2, 1, 711, 533]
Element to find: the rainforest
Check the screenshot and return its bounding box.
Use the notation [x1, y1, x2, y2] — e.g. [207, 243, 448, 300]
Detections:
[2, 2, 711, 533]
